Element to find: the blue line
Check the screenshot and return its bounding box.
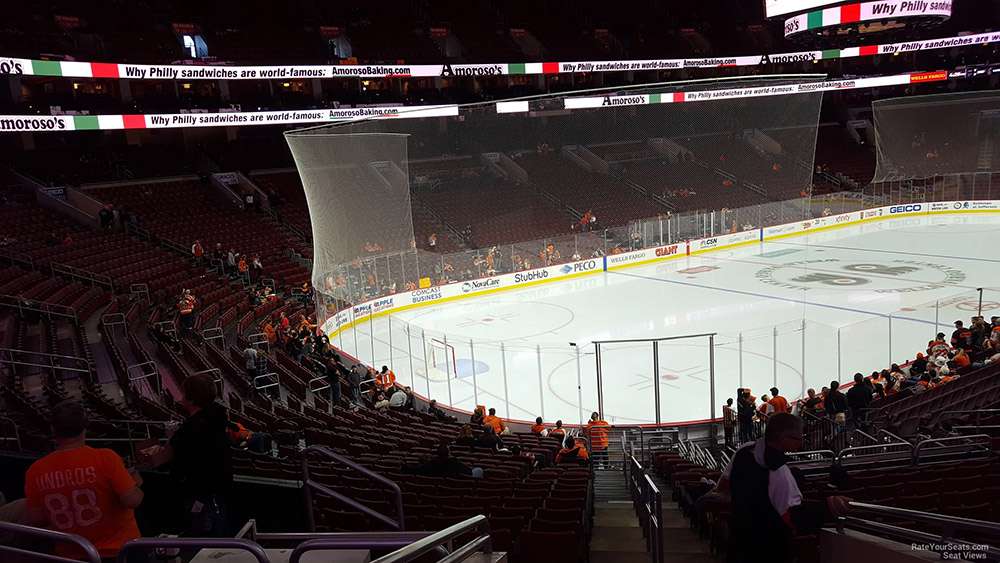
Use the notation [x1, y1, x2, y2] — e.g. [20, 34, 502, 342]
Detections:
[770, 239, 1000, 265]
[609, 269, 938, 326]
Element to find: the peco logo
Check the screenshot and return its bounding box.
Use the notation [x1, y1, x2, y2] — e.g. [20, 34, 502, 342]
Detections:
[560, 260, 599, 275]
[514, 270, 549, 284]
[889, 204, 922, 214]
[655, 244, 680, 257]
[461, 278, 500, 293]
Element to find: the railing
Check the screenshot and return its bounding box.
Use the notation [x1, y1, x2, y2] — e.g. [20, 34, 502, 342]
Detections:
[0, 415, 21, 452]
[838, 501, 1000, 559]
[302, 445, 405, 532]
[940, 409, 1000, 428]
[912, 434, 992, 464]
[624, 448, 664, 563]
[0, 522, 102, 563]
[50, 262, 113, 292]
[0, 247, 35, 270]
[835, 430, 913, 464]
[0, 294, 78, 322]
[0, 347, 92, 380]
[118, 537, 270, 563]
[127, 361, 162, 395]
[370, 515, 491, 563]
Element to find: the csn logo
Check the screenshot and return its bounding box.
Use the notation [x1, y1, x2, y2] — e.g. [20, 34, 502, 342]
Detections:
[889, 204, 922, 214]
[560, 260, 598, 274]
[701, 238, 718, 248]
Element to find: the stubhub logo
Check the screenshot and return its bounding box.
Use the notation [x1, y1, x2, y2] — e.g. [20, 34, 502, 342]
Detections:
[514, 270, 549, 284]
[889, 204, 922, 214]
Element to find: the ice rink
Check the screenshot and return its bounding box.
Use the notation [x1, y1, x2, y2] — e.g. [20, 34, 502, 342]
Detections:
[338, 213, 1000, 425]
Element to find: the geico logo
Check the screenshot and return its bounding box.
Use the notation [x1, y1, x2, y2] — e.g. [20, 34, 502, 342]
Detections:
[514, 270, 549, 283]
[889, 204, 922, 213]
[655, 245, 679, 257]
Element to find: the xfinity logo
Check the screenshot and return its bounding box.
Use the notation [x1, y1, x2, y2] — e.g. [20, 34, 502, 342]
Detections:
[889, 204, 922, 214]
[514, 270, 549, 284]
[461, 278, 500, 293]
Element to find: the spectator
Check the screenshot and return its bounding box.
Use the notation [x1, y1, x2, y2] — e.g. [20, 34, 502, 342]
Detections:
[177, 289, 197, 335]
[910, 353, 928, 377]
[24, 401, 143, 561]
[768, 388, 789, 414]
[737, 390, 756, 443]
[389, 386, 409, 409]
[953, 347, 971, 369]
[227, 421, 271, 454]
[426, 399, 454, 422]
[825, 381, 848, 423]
[556, 436, 589, 465]
[375, 366, 396, 393]
[927, 332, 949, 357]
[717, 414, 850, 563]
[227, 249, 237, 275]
[757, 395, 772, 419]
[455, 424, 477, 447]
[470, 406, 485, 427]
[191, 240, 204, 265]
[98, 205, 114, 230]
[349, 363, 365, 404]
[482, 407, 504, 435]
[586, 412, 610, 468]
[549, 420, 566, 440]
[476, 425, 502, 451]
[141, 374, 232, 537]
[723, 398, 736, 447]
[244, 344, 259, 382]
[530, 417, 547, 435]
[845, 373, 872, 427]
[374, 393, 390, 410]
[324, 357, 342, 405]
[952, 320, 972, 350]
[237, 255, 249, 281]
[800, 389, 822, 415]
[250, 254, 263, 284]
[404, 444, 480, 478]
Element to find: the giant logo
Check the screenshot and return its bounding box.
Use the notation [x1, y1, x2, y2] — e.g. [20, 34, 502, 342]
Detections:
[655, 244, 680, 257]
[756, 259, 965, 293]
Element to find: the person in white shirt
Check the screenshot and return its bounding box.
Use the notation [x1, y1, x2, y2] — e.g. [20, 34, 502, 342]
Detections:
[388, 387, 408, 409]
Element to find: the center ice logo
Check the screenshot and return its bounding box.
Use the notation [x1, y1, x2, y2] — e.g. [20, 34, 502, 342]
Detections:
[756, 259, 965, 293]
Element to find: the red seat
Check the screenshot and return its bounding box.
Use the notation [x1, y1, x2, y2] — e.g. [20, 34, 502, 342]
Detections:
[516, 530, 582, 563]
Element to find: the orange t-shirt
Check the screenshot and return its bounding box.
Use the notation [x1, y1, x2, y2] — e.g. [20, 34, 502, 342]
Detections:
[769, 396, 790, 414]
[25, 446, 140, 558]
[530, 424, 546, 435]
[954, 354, 971, 369]
[587, 420, 610, 450]
[482, 415, 504, 434]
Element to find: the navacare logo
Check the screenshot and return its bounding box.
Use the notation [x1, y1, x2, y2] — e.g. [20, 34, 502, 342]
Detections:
[560, 260, 599, 275]
[514, 270, 549, 284]
[461, 278, 501, 293]
[655, 244, 680, 257]
[889, 204, 922, 214]
[411, 287, 442, 303]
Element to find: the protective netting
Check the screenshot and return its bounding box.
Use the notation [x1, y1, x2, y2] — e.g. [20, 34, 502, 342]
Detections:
[872, 91, 1000, 182]
[286, 77, 825, 325]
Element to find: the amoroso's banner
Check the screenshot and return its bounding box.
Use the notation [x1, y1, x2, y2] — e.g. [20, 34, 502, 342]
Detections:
[0, 104, 459, 133]
[0, 27, 989, 81]
[785, 1, 952, 37]
[0, 70, 953, 133]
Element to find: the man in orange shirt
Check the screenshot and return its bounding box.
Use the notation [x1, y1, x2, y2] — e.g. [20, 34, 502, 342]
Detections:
[481, 408, 504, 435]
[586, 412, 610, 468]
[530, 417, 547, 435]
[556, 436, 590, 465]
[376, 366, 396, 392]
[768, 387, 790, 415]
[24, 401, 143, 560]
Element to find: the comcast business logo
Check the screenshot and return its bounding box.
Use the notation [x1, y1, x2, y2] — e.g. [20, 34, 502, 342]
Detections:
[756, 259, 965, 293]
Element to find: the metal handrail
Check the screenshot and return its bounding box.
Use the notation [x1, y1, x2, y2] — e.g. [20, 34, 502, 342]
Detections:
[118, 537, 269, 563]
[0, 415, 21, 451]
[302, 445, 405, 532]
[0, 294, 78, 322]
[835, 441, 913, 463]
[51, 262, 113, 291]
[876, 429, 908, 444]
[288, 533, 447, 563]
[913, 434, 992, 462]
[846, 501, 1000, 539]
[0, 521, 102, 563]
[369, 515, 491, 563]
[785, 449, 836, 463]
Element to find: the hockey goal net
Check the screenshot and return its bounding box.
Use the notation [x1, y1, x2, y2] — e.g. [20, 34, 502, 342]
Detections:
[429, 338, 457, 376]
